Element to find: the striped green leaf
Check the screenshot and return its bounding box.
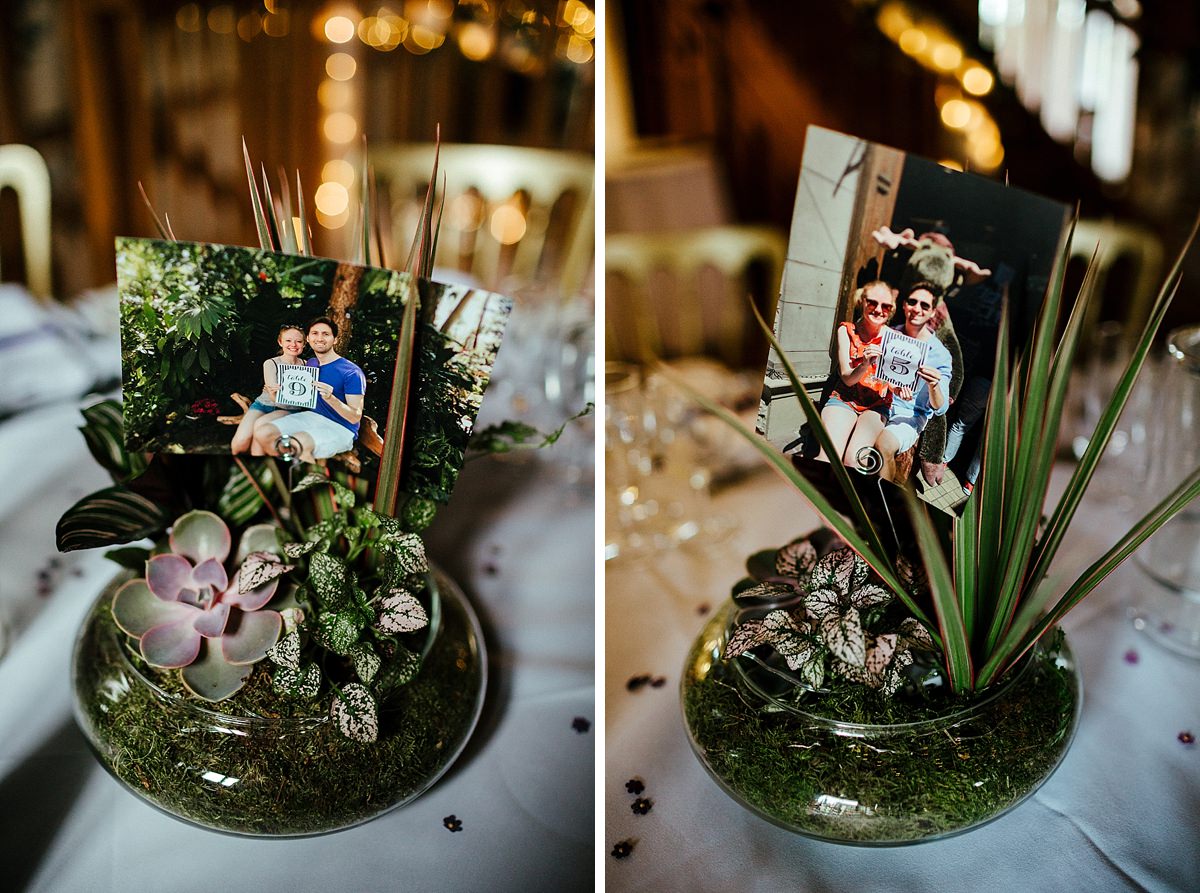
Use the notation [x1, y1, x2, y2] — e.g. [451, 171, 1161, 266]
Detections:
[296, 170, 313, 256]
[905, 490, 972, 691]
[56, 486, 168, 552]
[79, 400, 147, 483]
[972, 297, 1011, 622]
[1027, 215, 1199, 591]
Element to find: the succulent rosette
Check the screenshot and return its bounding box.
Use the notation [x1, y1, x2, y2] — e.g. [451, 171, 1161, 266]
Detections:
[112, 510, 292, 701]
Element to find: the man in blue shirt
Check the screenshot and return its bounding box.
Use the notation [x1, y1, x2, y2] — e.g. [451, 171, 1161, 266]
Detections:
[253, 317, 366, 462]
[873, 282, 953, 484]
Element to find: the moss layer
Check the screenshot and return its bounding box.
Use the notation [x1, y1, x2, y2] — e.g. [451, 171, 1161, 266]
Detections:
[682, 613, 1078, 844]
[73, 580, 482, 837]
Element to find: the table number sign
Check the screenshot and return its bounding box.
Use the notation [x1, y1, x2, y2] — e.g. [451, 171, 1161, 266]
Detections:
[874, 328, 929, 391]
[276, 364, 320, 410]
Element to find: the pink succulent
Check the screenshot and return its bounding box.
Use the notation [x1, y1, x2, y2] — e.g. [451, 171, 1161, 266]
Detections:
[112, 511, 289, 701]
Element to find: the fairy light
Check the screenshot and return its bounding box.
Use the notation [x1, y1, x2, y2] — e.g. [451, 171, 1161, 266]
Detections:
[326, 52, 357, 80]
[898, 28, 928, 55]
[318, 80, 353, 109]
[323, 112, 358, 144]
[457, 22, 495, 61]
[940, 99, 971, 129]
[207, 5, 235, 33]
[490, 204, 527, 245]
[262, 10, 289, 36]
[321, 160, 356, 188]
[237, 11, 262, 41]
[962, 65, 994, 96]
[176, 4, 202, 32]
[314, 181, 351, 216]
[324, 15, 356, 43]
[931, 41, 963, 71]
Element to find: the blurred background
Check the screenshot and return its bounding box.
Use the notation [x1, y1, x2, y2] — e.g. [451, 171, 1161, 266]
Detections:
[607, 0, 1200, 371]
[0, 0, 595, 296]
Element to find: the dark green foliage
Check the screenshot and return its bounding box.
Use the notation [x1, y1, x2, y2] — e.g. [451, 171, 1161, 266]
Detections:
[74, 586, 482, 836]
[682, 612, 1077, 843]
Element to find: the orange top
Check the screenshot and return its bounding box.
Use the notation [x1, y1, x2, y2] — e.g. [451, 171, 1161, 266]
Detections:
[829, 321, 892, 412]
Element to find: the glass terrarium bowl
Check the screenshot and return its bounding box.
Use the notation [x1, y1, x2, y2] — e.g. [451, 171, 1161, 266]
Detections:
[681, 603, 1081, 846]
[71, 565, 485, 837]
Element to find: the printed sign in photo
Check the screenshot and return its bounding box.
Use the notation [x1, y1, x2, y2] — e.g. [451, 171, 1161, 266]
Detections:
[276, 364, 319, 410]
[756, 126, 1069, 516]
[116, 238, 512, 504]
[875, 328, 929, 391]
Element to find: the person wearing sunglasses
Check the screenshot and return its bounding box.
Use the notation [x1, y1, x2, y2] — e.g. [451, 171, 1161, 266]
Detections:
[873, 280, 954, 483]
[814, 280, 904, 469]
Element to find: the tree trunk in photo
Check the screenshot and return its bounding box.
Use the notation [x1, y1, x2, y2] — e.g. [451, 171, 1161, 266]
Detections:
[328, 262, 363, 353]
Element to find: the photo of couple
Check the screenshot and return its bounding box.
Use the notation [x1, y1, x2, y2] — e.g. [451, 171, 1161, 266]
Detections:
[117, 238, 512, 500]
[759, 127, 1069, 515]
[230, 317, 366, 463]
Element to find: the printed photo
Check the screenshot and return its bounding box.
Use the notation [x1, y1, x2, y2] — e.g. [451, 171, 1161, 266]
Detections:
[758, 126, 1069, 515]
[117, 238, 511, 503]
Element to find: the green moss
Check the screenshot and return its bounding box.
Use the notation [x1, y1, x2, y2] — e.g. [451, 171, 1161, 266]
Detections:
[682, 612, 1078, 844]
[73, 582, 482, 837]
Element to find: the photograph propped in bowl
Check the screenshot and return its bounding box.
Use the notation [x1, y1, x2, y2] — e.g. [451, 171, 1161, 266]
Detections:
[116, 237, 511, 504]
[757, 126, 1069, 516]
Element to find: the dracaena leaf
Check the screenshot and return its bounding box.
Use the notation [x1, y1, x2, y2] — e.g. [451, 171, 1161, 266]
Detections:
[237, 551, 295, 594]
[331, 683, 378, 743]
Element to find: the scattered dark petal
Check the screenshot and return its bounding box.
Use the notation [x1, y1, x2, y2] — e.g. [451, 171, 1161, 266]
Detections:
[1180, 731, 1195, 745]
[650, 676, 667, 688]
[490, 544, 501, 555]
[36, 583, 52, 597]
[1123, 649, 1139, 664]
[71, 568, 83, 577]
[611, 840, 634, 859]
[626, 674, 651, 692]
[443, 815, 463, 832]
[482, 563, 498, 576]
[1160, 621, 1176, 634]
[571, 716, 591, 734]
[48, 558, 61, 568]
[625, 778, 645, 795]
[631, 797, 653, 815]
[696, 603, 710, 615]
[37, 569, 51, 581]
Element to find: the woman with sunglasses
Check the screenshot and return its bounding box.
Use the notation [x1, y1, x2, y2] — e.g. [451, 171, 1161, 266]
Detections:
[873, 281, 954, 483]
[816, 280, 906, 470]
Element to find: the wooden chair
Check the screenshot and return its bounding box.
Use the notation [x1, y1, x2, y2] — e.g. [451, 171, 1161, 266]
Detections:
[369, 143, 594, 299]
[0, 144, 53, 299]
[1069, 218, 1164, 342]
[605, 224, 787, 368]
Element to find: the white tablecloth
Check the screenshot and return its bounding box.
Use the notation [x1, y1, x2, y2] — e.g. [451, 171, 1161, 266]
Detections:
[0, 400, 594, 892]
[606, 467, 1200, 891]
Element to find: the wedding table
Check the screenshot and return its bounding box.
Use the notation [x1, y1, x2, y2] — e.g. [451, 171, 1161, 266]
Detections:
[605, 465, 1200, 892]
[0, 395, 594, 887]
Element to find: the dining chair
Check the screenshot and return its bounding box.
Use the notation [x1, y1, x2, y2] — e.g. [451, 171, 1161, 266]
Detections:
[368, 143, 594, 300]
[605, 224, 788, 368]
[0, 144, 53, 299]
[1069, 217, 1164, 342]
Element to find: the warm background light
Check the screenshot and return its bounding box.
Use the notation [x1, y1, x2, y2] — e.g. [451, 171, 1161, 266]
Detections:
[314, 181, 351, 216]
[490, 204, 527, 245]
[321, 159, 356, 188]
[458, 23, 495, 61]
[325, 52, 357, 80]
[962, 65, 994, 96]
[207, 5, 235, 34]
[940, 99, 972, 129]
[323, 112, 358, 143]
[318, 79, 353, 109]
[324, 15, 356, 44]
[932, 42, 962, 70]
[176, 4, 201, 32]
